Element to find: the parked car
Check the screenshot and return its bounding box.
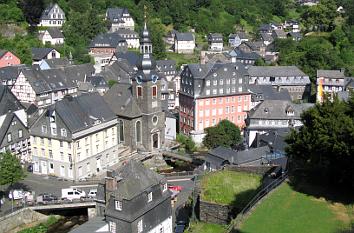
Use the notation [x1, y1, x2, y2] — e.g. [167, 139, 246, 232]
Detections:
[61, 188, 86, 200]
[87, 189, 97, 198]
[36, 193, 58, 204]
[8, 190, 31, 200]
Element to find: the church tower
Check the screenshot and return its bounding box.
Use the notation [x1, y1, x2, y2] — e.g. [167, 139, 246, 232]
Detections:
[131, 21, 165, 151]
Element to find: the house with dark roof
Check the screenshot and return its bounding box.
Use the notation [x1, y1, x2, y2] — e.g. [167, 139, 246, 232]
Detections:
[85, 76, 109, 95]
[38, 58, 71, 70]
[179, 62, 251, 141]
[38, 3, 65, 27]
[248, 66, 311, 101]
[40, 28, 65, 45]
[272, 29, 287, 39]
[204, 146, 271, 171]
[89, 32, 128, 73]
[287, 31, 303, 41]
[259, 24, 273, 34]
[94, 160, 172, 233]
[208, 33, 223, 51]
[229, 32, 249, 47]
[103, 23, 166, 152]
[238, 41, 266, 57]
[0, 50, 21, 68]
[248, 85, 291, 109]
[0, 64, 26, 87]
[174, 32, 195, 54]
[115, 28, 139, 49]
[245, 99, 313, 146]
[229, 49, 261, 65]
[260, 32, 274, 46]
[106, 8, 135, 32]
[29, 93, 119, 180]
[0, 85, 30, 162]
[31, 48, 61, 64]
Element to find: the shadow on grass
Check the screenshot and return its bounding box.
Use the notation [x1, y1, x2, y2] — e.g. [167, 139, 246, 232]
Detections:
[229, 188, 259, 219]
[288, 168, 354, 205]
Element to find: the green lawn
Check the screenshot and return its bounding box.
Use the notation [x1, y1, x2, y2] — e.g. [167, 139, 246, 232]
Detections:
[186, 221, 226, 233]
[201, 171, 261, 206]
[166, 52, 200, 69]
[240, 182, 353, 233]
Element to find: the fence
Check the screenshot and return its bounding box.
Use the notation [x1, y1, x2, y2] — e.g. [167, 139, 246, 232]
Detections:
[223, 172, 288, 233]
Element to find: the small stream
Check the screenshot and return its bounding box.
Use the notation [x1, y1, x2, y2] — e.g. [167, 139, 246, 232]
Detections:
[47, 215, 88, 233]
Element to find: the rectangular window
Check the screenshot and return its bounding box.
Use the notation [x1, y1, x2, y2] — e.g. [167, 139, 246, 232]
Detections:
[213, 80, 217, 86]
[41, 125, 47, 133]
[138, 219, 143, 233]
[152, 86, 157, 98]
[87, 162, 90, 172]
[60, 141, 63, 147]
[220, 79, 223, 85]
[51, 127, 57, 135]
[49, 150, 53, 158]
[60, 152, 64, 160]
[206, 90, 210, 95]
[163, 183, 167, 192]
[41, 138, 44, 145]
[61, 128, 67, 137]
[148, 192, 152, 202]
[212, 89, 217, 94]
[18, 130, 23, 138]
[115, 200, 122, 210]
[239, 78, 243, 84]
[212, 98, 216, 104]
[41, 148, 45, 157]
[137, 86, 142, 97]
[109, 221, 116, 233]
[206, 80, 210, 86]
[7, 133, 12, 142]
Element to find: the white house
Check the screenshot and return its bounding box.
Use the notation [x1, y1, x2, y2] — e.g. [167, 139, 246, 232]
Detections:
[38, 3, 65, 27]
[40, 28, 65, 45]
[115, 28, 139, 49]
[106, 8, 135, 32]
[208, 33, 223, 51]
[31, 48, 61, 65]
[174, 32, 195, 54]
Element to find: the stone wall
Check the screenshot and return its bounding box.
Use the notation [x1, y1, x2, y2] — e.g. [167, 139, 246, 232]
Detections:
[224, 165, 274, 175]
[199, 200, 231, 225]
[0, 208, 48, 233]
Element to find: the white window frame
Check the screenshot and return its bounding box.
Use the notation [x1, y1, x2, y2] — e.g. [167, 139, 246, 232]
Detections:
[148, 192, 152, 203]
[115, 200, 122, 211]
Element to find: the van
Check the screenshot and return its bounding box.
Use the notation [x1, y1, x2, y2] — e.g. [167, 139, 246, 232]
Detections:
[61, 188, 86, 200]
[87, 189, 97, 198]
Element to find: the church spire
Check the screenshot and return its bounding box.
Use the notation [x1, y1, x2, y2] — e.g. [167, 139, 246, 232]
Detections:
[140, 6, 152, 54]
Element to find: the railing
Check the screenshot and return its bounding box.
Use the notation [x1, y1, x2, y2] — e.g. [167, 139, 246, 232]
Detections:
[223, 172, 288, 233]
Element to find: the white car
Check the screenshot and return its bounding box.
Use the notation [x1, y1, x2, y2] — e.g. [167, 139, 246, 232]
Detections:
[61, 188, 86, 200]
[8, 190, 31, 200]
[87, 189, 97, 198]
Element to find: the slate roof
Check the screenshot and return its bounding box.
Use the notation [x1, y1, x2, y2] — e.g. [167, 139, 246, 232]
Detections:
[259, 24, 272, 32]
[236, 31, 248, 40]
[235, 146, 270, 164]
[40, 4, 63, 20]
[287, 31, 302, 40]
[100, 60, 135, 84]
[115, 51, 139, 66]
[317, 69, 345, 78]
[231, 49, 261, 60]
[46, 28, 64, 38]
[248, 66, 307, 77]
[175, 32, 194, 41]
[156, 60, 176, 73]
[60, 63, 95, 83]
[31, 48, 56, 60]
[208, 33, 223, 42]
[44, 93, 116, 133]
[248, 85, 291, 101]
[112, 160, 166, 200]
[42, 58, 70, 68]
[69, 217, 109, 233]
[0, 113, 26, 146]
[0, 65, 26, 82]
[248, 100, 314, 120]
[273, 29, 287, 38]
[103, 83, 142, 118]
[86, 76, 108, 88]
[260, 32, 274, 42]
[0, 85, 23, 115]
[255, 128, 291, 152]
[106, 8, 129, 22]
[89, 32, 126, 48]
[242, 41, 265, 51]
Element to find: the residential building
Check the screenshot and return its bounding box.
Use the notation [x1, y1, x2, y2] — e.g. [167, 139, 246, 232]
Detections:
[156, 60, 177, 81]
[248, 66, 311, 101]
[260, 33, 274, 46]
[228, 32, 249, 47]
[0, 85, 30, 163]
[179, 62, 251, 141]
[165, 29, 178, 45]
[258, 24, 273, 34]
[31, 48, 61, 65]
[238, 41, 266, 57]
[248, 84, 291, 109]
[174, 32, 195, 54]
[40, 28, 65, 45]
[287, 32, 303, 41]
[284, 20, 300, 32]
[85, 76, 109, 95]
[272, 29, 287, 39]
[103, 23, 166, 152]
[89, 32, 128, 73]
[115, 29, 139, 49]
[245, 99, 313, 146]
[298, 0, 319, 6]
[38, 58, 71, 70]
[30, 93, 119, 180]
[96, 160, 172, 233]
[106, 8, 135, 32]
[0, 50, 21, 68]
[0, 65, 26, 87]
[38, 3, 65, 27]
[316, 69, 353, 102]
[229, 49, 261, 65]
[208, 33, 223, 51]
[204, 146, 271, 171]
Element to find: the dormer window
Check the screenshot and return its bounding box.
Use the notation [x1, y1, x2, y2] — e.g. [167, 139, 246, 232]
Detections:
[115, 200, 122, 211]
[148, 192, 152, 202]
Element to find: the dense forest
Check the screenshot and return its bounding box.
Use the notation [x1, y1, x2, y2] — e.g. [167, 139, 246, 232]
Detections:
[0, 0, 353, 77]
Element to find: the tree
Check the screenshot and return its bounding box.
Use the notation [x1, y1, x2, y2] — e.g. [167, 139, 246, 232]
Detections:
[286, 95, 354, 190]
[176, 133, 196, 153]
[203, 120, 242, 149]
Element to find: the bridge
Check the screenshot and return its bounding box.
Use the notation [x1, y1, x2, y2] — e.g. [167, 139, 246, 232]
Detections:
[29, 200, 95, 211]
[162, 151, 194, 162]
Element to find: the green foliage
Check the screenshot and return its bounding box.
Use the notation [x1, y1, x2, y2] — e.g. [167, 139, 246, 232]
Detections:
[107, 79, 118, 88]
[0, 152, 25, 186]
[203, 120, 242, 149]
[186, 221, 226, 233]
[285, 95, 354, 190]
[18, 215, 59, 233]
[176, 133, 196, 153]
[0, 2, 24, 22]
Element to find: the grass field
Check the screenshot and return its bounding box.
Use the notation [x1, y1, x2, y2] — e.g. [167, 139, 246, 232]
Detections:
[186, 221, 226, 233]
[201, 171, 261, 206]
[240, 182, 353, 233]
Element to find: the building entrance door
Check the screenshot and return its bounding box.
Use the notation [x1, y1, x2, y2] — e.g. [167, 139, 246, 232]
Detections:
[152, 133, 159, 149]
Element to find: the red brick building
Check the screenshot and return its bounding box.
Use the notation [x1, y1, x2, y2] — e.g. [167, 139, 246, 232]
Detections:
[179, 62, 251, 136]
[0, 50, 20, 68]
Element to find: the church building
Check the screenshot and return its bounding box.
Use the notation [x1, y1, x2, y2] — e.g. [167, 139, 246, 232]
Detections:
[104, 22, 165, 152]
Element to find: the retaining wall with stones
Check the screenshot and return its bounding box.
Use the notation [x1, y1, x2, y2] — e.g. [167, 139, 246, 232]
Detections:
[224, 165, 274, 175]
[199, 200, 231, 225]
[0, 208, 48, 233]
